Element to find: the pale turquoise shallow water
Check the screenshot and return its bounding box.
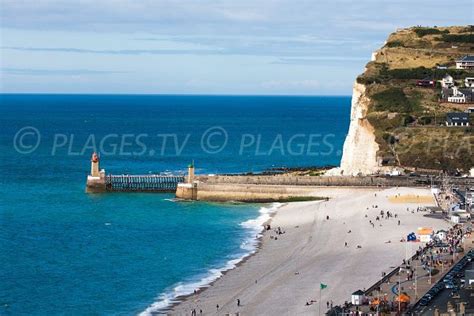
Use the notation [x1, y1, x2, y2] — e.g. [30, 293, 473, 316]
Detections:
[0, 94, 350, 315]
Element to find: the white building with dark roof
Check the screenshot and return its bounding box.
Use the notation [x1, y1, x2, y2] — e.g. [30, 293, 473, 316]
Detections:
[443, 86, 474, 103]
[445, 112, 470, 127]
[441, 74, 454, 88]
[465, 77, 474, 88]
[456, 56, 474, 69]
[447, 86, 466, 103]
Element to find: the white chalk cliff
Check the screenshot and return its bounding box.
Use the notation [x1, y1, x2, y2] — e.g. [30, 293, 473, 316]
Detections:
[327, 50, 382, 176]
[339, 82, 380, 175]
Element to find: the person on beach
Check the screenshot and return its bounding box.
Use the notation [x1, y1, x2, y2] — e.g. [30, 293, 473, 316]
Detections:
[216, 304, 219, 311]
[237, 299, 241, 307]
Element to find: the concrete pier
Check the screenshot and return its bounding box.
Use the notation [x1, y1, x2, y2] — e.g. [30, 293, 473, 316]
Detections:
[175, 173, 474, 202]
[175, 163, 198, 200]
[85, 155, 473, 200]
[86, 175, 106, 193]
[176, 183, 198, 199]
[85, 153, 184, 193]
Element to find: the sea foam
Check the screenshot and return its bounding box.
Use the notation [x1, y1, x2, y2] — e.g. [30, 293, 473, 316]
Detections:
[139, 202, 282, 315]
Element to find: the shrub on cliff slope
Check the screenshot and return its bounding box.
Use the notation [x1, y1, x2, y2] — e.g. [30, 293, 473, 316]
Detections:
[372, 88, 412, 113]
[386, 40, 404, 48]
[380, 66, 468, 80]
[413, 27, 449, 37]
[437, 34, 474, 43]
[395, 128, 474, 171]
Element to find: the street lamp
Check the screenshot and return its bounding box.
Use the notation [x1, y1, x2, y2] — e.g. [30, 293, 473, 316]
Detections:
[414, 261, 418, 300]
[398, 267, 403, 314]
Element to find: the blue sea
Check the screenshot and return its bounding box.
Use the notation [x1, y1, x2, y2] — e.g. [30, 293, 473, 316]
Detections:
[0, 94, 350, 315]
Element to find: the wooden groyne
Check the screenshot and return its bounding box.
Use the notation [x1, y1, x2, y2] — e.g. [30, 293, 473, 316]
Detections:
[105, 175, 185, 192]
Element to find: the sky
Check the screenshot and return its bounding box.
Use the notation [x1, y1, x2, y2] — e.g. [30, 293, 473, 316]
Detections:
[0, 0, 472, 95]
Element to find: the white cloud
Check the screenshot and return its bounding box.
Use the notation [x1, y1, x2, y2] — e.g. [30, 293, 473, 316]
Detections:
[0, 0, 473, 94]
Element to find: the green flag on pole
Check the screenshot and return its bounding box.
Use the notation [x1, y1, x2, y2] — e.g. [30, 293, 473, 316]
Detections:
[320, 283, 328, 290]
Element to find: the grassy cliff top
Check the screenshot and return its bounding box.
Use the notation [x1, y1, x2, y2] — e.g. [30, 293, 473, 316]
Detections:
[357, 26, 473, 173]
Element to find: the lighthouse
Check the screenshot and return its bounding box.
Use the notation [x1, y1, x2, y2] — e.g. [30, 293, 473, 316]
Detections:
[86, 152, 106, 193]
[187, 161, 195, 184]
[176, 162, 198, 200]
[90, 152, 100, 177]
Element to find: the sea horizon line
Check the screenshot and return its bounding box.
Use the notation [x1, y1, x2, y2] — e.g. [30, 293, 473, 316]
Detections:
[0, 92, 352, 97]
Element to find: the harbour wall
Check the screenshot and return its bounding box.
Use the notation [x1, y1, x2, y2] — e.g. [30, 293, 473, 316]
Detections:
[192, 183, 327, 202]
[177, 175, 473, 202]
[196, 175, 429, 187]
[196, 175, 473, 187]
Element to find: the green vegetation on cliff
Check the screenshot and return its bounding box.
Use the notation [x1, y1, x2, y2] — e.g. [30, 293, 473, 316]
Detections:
[357, 26, 474, 172]
[372, 87, 418, 113]
[413, 27, 449, 37]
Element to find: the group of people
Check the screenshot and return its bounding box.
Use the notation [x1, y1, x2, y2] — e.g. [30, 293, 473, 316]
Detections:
[269, 226, 286, 240]
[304, 299, 334, 308]
[365, 205, 401, 229]
[190, 298, 242, 315]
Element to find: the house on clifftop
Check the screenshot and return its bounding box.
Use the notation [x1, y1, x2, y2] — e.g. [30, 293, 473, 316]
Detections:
[465, 77, 474, 88]
[440, 74, 454, 88]
[442, 86, 474, 103]
[445, 112, 470, 127]
[456, 56, 474, 70]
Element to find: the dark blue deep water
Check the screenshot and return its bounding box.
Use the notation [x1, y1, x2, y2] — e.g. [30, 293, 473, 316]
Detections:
[0, 94, 350, 315]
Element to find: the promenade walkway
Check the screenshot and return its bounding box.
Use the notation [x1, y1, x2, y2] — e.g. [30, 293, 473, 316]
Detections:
[338, 222, 473, 315]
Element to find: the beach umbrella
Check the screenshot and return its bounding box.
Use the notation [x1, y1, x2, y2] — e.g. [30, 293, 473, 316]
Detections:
[394, 293, 411, 303]
[370, 298, 381, 306]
